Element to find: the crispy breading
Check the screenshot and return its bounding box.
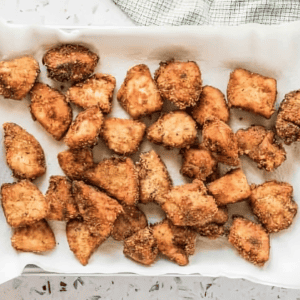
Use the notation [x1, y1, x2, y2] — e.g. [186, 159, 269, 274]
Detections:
[0, 56, 40, 100]
[101, 118, 146, 155]
[154, 60, 202, 109]
[117, 64, 163, 119]
[57, 148, 94, 181]
[227, 68, 277, 119]
[237, 126, 286, 171]
[112, 205, 148, 241]
[157, 179, 218, 227]
[202, 117, 240, 166]
[123, 227, 158, 265]
[1, 180, 49, 228]
[64, 106, 103, 149]
[207, 168, 251, 206]
[137, 150, 172, 204]
[228, 216, 270, 266]
[152, 219, 197, 266]
[275, 90, 300, 145]
[67, 73, 116, 114]
[249, 181, 297, 233]
[192, 85, 229, 126]
[42, 44, 99, 82]
[11, 219, 56, 253]
[147, 111, 197, 149]
[3, 123, 46, 180]
[84, 157, 139, 206]
[66, 219, 106, 266]
[73, 181, 123, 237]
[46, 176, 78, 221]
[30, 82, 72, 140]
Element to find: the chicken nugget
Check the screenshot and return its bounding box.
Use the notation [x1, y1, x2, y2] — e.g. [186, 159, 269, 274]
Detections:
[154, 60, 202, 109]
[1, 180, 49, 228]
[73, 181, 123, 237]
[137, 150, 172, 204]
[117, 64, 163, 119]
[123, 227, 158, 265]
[227, 68, 277, 119]
[66, 219, 106, 266]
[57, 148, 94, 181]
[192, 85, 229, 126]
[152, 219, 197, 266]
[3, 123, 46, 180]
[67, 73, 116, 114]
[207, 168, 251, 206]
[46, 176, 78, 221]
[64, 106, 103, 149]
[84, 157, 138, 206]
[237, 126, 286, 171]
[30, 82, 72, 140]
[147, 111, 197, 149]
[101, 118, 146, 155]
[112, 205, 148, 241]
[0, 56, 40, 100]
[42, 44, 99, 82]
[249, 181, 297, 233]
[202, 117, 240, 166]
[228, 216, 270, 266]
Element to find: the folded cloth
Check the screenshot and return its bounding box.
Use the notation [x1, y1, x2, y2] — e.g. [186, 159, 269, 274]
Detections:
[112, 0, 300, 25]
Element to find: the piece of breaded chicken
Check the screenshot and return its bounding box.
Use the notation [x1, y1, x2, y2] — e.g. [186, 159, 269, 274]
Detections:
[249, 181, 297, 233]
[227, 68, 277, 119]
[42, 44, 99, 82]
[67, 73, 116, 114]
[1, 180, 49, 228]
[101, 118, 146, 155]
[64, 106, 103, 149]
[30, 82, 72, 140]
[117, 64, 163, 119]
[0, 56, 40, 100]
[3, 123, 46, 180]
[84, 157, 139, 206]
[237, 126, 286, 171]
[155, 60, 202, 109]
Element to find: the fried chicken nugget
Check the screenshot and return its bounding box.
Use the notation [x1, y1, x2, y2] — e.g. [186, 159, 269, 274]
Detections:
[84, 157, 138, 206]
[101, 118, 146, 155]
[123, 227, 158, 265]
[42, 44, 99, 82]
[117, 64, 163, 119]
[67, 73, 116, 114]
[191, 86, 229, 126]
[202, 117, 240, 166]
[64, 106, 103, 149]
[57, 148, 94, 181]
[0, 56, 40, 100]
[137, 150, 172, 204]
[227, 68, 277, 119]
[147, 111, 197, 149]
[3, 123, 46, 180]
[152, 219, 197, 266]
[207, 168, 251, 206]
[11, 219, 56, 253]
[237, 126, 286, 171]
[228, 216, 270, 266]
[249, 181, 297, 233]
[73, 181, 123, 237]
[154, 60, 202, 109]
[112, 205, 148, 241]
[46, 176, 78, 221]
[66, 219, 106, 266]
[1, 180, 49, 228]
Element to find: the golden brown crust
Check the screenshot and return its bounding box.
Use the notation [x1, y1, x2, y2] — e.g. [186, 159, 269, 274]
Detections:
[3, 123, 46, 180]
